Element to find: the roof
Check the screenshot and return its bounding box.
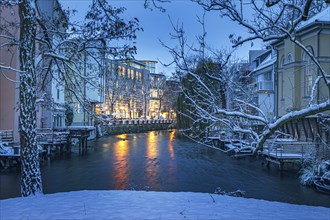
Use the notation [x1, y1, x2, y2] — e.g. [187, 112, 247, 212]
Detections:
[299, 6, 330, 30]
[272, 6, 330, 47]
[150, 72, 166, 78]
[250, 54, 276, 75]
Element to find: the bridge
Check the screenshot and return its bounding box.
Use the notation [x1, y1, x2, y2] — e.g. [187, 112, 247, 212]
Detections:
[101, 119, 175, 135]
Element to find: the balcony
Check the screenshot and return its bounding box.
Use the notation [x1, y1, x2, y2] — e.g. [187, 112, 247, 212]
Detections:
[253, 81, 274, 93]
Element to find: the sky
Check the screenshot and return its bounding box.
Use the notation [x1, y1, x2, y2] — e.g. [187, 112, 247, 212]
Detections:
[60, 0, 261, 76]
[1, 190, 329, 219]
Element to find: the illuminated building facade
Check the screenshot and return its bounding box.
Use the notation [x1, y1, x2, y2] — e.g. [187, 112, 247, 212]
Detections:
[102, 60, 152, 119]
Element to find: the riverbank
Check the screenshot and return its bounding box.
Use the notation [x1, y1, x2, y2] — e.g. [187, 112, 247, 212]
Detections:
[1, 190, 329, 219]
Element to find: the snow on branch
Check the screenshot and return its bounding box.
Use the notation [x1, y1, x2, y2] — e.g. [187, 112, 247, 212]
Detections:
[257, 100, 330, 152]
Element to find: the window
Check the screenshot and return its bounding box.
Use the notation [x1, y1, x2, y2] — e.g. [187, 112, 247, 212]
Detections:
[263, 72, 272, 81]
[280, 72, 284, 100]
[77, 103, 81, 113]
[287, 53, 293, 63]
[57, 89, 60, 100]
[60, 116, 62, 127]
[128, 68, 131, 78]
[118, 66, 126, 77]
[280, 56, 285, 67]
[302, 46, 315, 97]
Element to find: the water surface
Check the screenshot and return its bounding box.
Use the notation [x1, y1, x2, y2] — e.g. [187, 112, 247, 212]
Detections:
[1, 131, 329, 207]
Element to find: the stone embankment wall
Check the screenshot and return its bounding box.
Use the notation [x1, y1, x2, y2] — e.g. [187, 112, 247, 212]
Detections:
[102, 120, 175, 135]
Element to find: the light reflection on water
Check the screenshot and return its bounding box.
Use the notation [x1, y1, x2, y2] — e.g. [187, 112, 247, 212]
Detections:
[168, 131, 175, 160]
[113, 134, 129, 189]
[146, 131, 160, 190]
[1, 130, 329, 208]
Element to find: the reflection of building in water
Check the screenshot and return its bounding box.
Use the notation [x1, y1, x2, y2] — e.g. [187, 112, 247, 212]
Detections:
[168, 131, 175, 160]
[167, 131, 177, 180]
[147, 131, 158, 159]
[113, 134, 129, 189]
[146, 131, 159, 189]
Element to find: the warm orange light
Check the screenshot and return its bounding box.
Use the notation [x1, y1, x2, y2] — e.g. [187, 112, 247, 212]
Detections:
[147, 131, 158, 159]
[168, 131, 175, 160]
[113, 134, 129, 190]
[146, 131, 159, 189]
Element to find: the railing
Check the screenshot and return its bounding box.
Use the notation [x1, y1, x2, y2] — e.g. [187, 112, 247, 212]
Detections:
[249, 81, 274, 93]
[256, 81, 274, 92]
[102, 120, 175, 135]
[0, 130, 14, 143]
[102, 119, 174, 126]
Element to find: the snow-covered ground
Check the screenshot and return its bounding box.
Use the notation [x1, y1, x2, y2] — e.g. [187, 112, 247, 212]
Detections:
[0, 190, 329, 220]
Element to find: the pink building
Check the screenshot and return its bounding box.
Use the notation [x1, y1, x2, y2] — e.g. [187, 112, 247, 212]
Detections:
[0, 6, 20, 142]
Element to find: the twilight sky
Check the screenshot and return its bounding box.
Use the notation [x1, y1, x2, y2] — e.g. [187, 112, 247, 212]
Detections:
[60, 0, 262, 76]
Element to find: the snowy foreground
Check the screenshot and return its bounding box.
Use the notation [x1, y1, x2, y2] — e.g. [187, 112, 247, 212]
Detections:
[1, 190, 329, 220]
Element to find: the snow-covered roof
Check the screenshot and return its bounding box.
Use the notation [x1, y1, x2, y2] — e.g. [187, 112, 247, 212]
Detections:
[250, 54, 276, 75]
[299, 6, 330, 30]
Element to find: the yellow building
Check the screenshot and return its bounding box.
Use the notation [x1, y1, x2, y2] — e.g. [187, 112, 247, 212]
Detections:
[273, 6, 330, 142]
[274, 7, 330, 117]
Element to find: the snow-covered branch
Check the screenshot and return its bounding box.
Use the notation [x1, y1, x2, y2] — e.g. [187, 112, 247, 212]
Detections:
[257, 100, 330, 153]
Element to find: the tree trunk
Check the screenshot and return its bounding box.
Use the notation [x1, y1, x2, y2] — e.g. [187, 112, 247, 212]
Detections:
[19, 0, 43, 197]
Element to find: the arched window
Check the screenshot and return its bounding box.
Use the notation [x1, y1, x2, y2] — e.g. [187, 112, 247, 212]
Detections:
[302, 46, 315, 97]
[287, 53, 293, 63]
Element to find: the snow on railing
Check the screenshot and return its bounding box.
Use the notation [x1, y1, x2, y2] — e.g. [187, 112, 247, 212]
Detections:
[250, 81, 274, 92]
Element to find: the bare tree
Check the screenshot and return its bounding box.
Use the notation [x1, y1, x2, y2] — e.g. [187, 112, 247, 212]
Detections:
[0, 0, 141, 196]
[151, 0, 330, 153]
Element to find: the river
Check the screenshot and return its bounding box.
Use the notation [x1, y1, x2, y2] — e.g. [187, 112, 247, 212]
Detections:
[1, 130, 329, 207]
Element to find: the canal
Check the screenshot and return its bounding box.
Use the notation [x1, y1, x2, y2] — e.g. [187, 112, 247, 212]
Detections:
[1, 130, 329, 207]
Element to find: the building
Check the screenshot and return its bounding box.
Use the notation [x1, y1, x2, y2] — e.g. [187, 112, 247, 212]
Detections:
[1, 0, 68, 140]
[162, 78, 180, 120]
[149, 72, 166, 119]
[249, 49, 276, 122]
[272, 6, 330, 142]
[69, 42, 106, 126]
[273, 6, 330, 117]
[0, 5, 20, 142]
[103, 59, 152, 119]
[35, 0, 68, 129]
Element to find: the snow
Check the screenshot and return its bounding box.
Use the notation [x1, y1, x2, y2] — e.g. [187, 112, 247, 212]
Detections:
[0, 190, 329, 220]
[299, 6, 330, 30]
[67, 126, 95, 130]
[250, 54, 276, 74]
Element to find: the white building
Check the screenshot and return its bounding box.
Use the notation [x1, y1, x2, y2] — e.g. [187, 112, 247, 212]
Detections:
[35, 0, 67, 130]
[71, 43, 106, 126]
[249, 50, 276, 122]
